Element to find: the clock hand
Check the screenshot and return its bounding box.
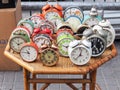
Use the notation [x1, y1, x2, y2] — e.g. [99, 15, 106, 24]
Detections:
[26, 50, 30, 54]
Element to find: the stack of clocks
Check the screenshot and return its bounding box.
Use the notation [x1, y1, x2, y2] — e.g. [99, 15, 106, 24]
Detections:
[8, 0, 116, 66]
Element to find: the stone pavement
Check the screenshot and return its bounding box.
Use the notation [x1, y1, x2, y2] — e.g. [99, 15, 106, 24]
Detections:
[0, 40, 119, 90]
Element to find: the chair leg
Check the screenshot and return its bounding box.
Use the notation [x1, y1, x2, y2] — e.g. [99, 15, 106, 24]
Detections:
[89, 70, 97, 90]
[32, 74, 37, 90]
[23, 68, 30, 90]
[82, 74, 87, 90]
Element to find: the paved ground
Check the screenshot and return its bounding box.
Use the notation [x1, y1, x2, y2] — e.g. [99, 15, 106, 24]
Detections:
[0, 40, 119, 90]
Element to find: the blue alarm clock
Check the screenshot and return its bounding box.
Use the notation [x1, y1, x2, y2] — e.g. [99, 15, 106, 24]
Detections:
[82, 7, 102, 27]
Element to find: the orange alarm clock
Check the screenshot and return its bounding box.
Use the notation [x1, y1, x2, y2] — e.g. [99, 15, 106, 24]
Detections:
[42, 0, 63, 21]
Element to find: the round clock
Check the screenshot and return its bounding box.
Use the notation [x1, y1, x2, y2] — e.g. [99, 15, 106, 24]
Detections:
[29, 14, 44, 28]
[17, 19, 34, 35]
[9, 35, 29, 53]
[64, 6, 84, 22]
[32, 33, 52, 48]
[68, 39, 92, 65]
[65, 15, 82, 33]
[20, 42, 38, 62]
[57, 22, 73, 31]
[82, 7, 102, 27]
[76, 24, 90, 37]
[57, 30, 74, 42]
[39, 23, 54, 34]
[50, 16, 63, 33]
[82, 28, 107, 57]
[57, 38, 74, 57]
[40, 45, 59, 66]
[98, 19, 115, 47]
[42, 1, 63, 20]
[12, 26, 31, 39]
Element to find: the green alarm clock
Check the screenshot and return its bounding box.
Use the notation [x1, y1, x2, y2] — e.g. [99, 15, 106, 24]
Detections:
[17, 19, 34, 35]
[82, 7, 102, 27]
[57, 29, 75, 57]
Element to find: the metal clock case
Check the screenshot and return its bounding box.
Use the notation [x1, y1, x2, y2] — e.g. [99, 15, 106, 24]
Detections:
[50, 16, 64, 33]
[9, 35, 30, 53]
[82, 7, 102, 27]
[57, 22, 73, 32]
[68, 39, 92, 65]
[11, 27, 31, 40]
[32, 33, 52, 49]
[29, 13, 44, 28]
[65, 15, 82, 33]
[64, 6, 84, 22]
[99, 19, 115, 47]
[83, 29, 107, 57]
[20, 42, 38, 62]
[42, 1, 63, 20]
[39, 23, 54, 34]
[76, 24, 90, 37]
[40, 44, 59, 67]
[57, 31, 75, 57]
[17, 19, 34, 35]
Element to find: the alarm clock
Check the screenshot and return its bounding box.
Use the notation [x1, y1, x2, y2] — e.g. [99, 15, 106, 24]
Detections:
[57, 29, 74, 42]
[68, 39, 92, 65]
[42, 1, 63, 20]
[83, 28, 107, 57]
[57, 30, 75, 57]
[82, 7, 102, 27]
[40, 44, 59, 66]
[32, 33, 52, 48]
[65, 15, 82, 33]
[57, 22, 73, 32]
[20, 42, 38, 62]
[76, 24, 90, 36]
[29, 13, 44, 28]
[12, 26, 31, 40]
[50, 16, 64, 33]
[17, 19, 34, 35]
[9, 35, 30, 53]
[99, 19, 115, 47]
[64, 6, 84, 22]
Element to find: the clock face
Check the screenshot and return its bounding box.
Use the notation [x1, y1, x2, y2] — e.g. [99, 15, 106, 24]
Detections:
[34, 36, 51, 48]
[88, 36, 106, 57]
[10, 36, 27, 53]
[103, 28, 115, 47]
[58, 38, 74, 57]
[20, 45, 38, 62]
[18, 21, 34, 35]
[57, 31, 74, 42]
[65, 16, 82, 33]
[50, 17, 63, 33]
[45, 11, 60, 21]
[30, 16, 43, 28]
[64, 7, 84, 21]
[12, 27, 30, 38]
[40, 24, 54, 34]
[41, 49, 59, 66]
[84, 18, 99, 27]
[70, 46, 91, 65]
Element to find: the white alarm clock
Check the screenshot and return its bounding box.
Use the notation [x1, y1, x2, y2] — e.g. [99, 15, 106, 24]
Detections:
[99, 19, 115, 47]
[68, 39, 92, 65]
